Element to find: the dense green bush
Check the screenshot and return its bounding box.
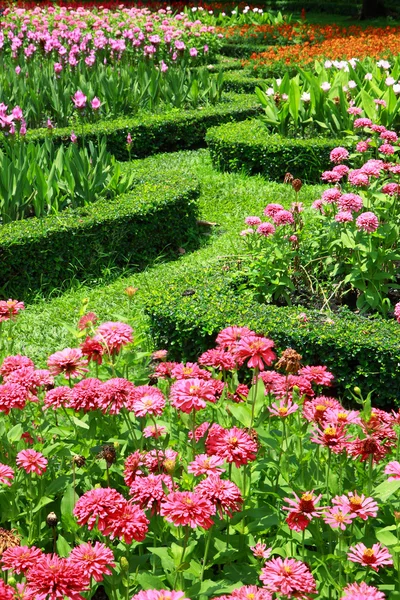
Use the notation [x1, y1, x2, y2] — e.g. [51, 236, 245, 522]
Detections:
[0, 171, 200, 300]
[206, 119, 352, 183]
[224, 71, 268, 93]
[142, 262, 400, 407]
[220, 43, 272, 58]
[25, 93, 261, 161]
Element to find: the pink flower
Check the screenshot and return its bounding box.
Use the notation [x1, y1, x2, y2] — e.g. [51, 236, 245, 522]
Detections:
[348, 543, 393, 571]
[311, 424, 349, 453]
[206, 425, 257, 467]
[195, 474, 243, 517]
[0, 355, 34, 378]
[189, 47, 198, 57]
[0, 299, 24, 322]
[354, 118, 373, 128]
[72, 90, 87, 109]
[69, 378, 102, 412]
[379, 143, 394, 155]
[188, 454, 225, 476]
[356, 139, 370, 152]
[123, 452, 143, 487]
[160, 491, 215, 529]
[199, 349, 236, 371]
[2, 546, 44, 574]
[268, 399, 298, 418]
[80, 337, 103, 365]
[95, 322, 133, 354]
[341, 582, 385, 600]
[47, 348, 88, 379]
[170, 378, 216, 413]
[0, 581, 14, 600]
[323, 506, 354, 530]
[216, 326, 253, 350]
[384, 460, 400, 480]
[78, 312, 98, 331]
[264, 203, 284, 217]
[74, 488, 127, 532]
[298, 365, 334, 386]
[260, 557, 317, 597]
[16, 450, 47, 475]
[394, 303, 400, 323]
[347, 106, 363, 115]
[129, 474, 173, 514]
[361, 159, 384, 177]
[381, 129, 398, 142]
[245, 216, 261, 226]
[143, 425, 167, 438]
[272, 209, 294, 226]
[382, 183, 400, 196]
[321, 170, 342, 183]
[348, 169, 369, 186]
[188, 421, 210, 442]
[69, 542, 115, 582]
[332, 492, 378, 520]
[71, 132, 78, 143]
[103, 501, 149, 544]
[335, 211, 353, 223]
[132, 592, 189, 600]
[171, 362, 211, 380]
[250, 542, 272, 560]
[0, 463, 14, 486]
[24, 555, 88, 600]
[99, 378, 135, 415]
[91, 97, 101, 110]
[330, 147, 349, 164]
[235, 335, 275, 371]
[152, 349, 168, 360]
[257, 222, 276, 236]
[322, 188, 341, 203]
[337, 193, 363, 212]
[303, 396, 341, 423]
[356, 211, 379, 233]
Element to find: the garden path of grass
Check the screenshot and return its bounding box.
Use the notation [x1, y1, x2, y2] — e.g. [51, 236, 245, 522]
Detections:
[13, 149, 324, 365]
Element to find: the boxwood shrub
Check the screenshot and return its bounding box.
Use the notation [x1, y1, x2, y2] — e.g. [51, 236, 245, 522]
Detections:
[224, 71, 268, 93]
[0, 171, 200, 300]
[142, 262, 400, 408]
[206, 119, 352, 183]
[25, 94, 261, 161]
[220, 43, 272, 58]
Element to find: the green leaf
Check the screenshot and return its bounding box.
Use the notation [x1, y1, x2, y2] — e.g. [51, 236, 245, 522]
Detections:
[72, 416, 89, 430]
[56, 534, 72, 557]
[136, 573, 165, 590]
[228, 403, 252, 428]
[376, 526, 398, 547]
[7, 423, 23, 443]
[374, 479, 400, 501]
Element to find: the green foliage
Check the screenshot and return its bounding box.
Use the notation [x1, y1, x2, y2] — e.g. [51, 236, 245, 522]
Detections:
[220, 42, 272, 58]
[23, 93, 261, 161]
[142, 262, 400, 407]
[223, 71, 268, 94]
[0, 167, 200, 300]
[206, 119, 351, 182]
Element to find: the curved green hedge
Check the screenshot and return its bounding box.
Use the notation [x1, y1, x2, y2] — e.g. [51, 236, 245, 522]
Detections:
[0, 170, 200, 300]
[206, 119, 352, 183]
[224, 71, 267, 94]
[142, 261, 400, 407]
[25, 94, 261, 161]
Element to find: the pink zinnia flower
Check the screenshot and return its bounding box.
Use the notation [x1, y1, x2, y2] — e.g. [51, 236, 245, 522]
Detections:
[72, 90, 87, 109]
[195, 474, 243, 517]
[264, 203, 284, 217]
[132, 592, 189, 600]
[43, 386, 72, 410]
[250, 542, 272, 560]
[382, 183, 400, 196]
[348, 434, 393, 463]
[303, 396, 342, 423]
[216, 586, 272, 600]
[348, 169, 369, 186]
[0, 355, 34, 378]
[379, 143, 394, 155]
[24, 555, 88, 600]
[123, 451, 143, 487]
[129, 474, 173, 514]
[324, 408, 360, 426]
[129, 386, 165, 417]
[80, 337, 103, 365]
[337, 193, 363, 212]
[335, 211, 353, 223]
[160, 491, 215, 529]
[310, 424, 349, 453]
[170, 378, 216, 413]
[245, 216, 262, 226]
[143, 425, 167, 438]
[385, 461, 400, 480]
[348, 543, 393, 571]
[268, 399, 298, 418]
[216, 326, 253, 350]
[260, 557, 317, 597]
[235, 335, 275, 371]
[16, 450, 47, 475]
[69, 542, 115, 582]
[100, 501, 148, 544]
[95, 322, 133, 354]
[206, 425, 257, 467]
[330, 147, 349, 164]
[353, 118, 373, 128]
[188, 421, 210, 442]
[171, 362, 211, 380]
[283, 490, 323, 518]
[286, 511, 311, 532]
[74, 488, 126, 532]
[0, 299, 24, 322]
[381, 129, 398, 142]
[69, 378, 103, 413]
[99, 378, 135, 415]
[78, 312, 98, 331]
[0, 580, 17, 600]
[272, 209, 294, 226]
[356, 139, 370, 152]
[2, 545, 44, 574]
[323, 506, 354, 530]
[0, 463, 14, 486]
[152, 350, 168, 360]
[188, 454, 225, 476]
[199, 349, 236, 371]
[332, 492, 378, 520]
[47, 348, 88, 379]
[257, 222, 276, 236]
[321, 170, 342, 183]
[341, 582, 385, 600]
[321, 188, 341, 203]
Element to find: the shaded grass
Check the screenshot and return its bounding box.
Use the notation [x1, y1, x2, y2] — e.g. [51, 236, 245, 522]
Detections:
[12, 149, 324, 365]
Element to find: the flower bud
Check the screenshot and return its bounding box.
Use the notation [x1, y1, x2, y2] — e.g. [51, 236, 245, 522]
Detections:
[353, 387, 361, 395]
[125, 286, 138, 298]
[120, 557, 129, 571]
[46, 512, 58, 528]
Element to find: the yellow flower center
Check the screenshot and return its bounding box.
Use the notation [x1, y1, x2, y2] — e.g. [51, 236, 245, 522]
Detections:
[143, 397, 153, 407]
[301, 493, 313, 502]
[337, 412, 348, 421]
[364, 549, 375, 558]
[283, 566, 292, 574]
[278, 407, 288, 415]
[189, 385, 200, 393]
[324, 427, 336, 436]
[315, 405, 327, 412]
[183, 367, 193, 375]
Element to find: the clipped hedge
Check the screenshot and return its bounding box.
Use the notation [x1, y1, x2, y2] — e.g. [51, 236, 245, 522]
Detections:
[0, 171, 200, 300]
[142, 262, 400, 408]
[220, 43, 272, 58]
[224, 71, 268, 93]
[26, 94, 261, 161]
[206, 119, 352, 183]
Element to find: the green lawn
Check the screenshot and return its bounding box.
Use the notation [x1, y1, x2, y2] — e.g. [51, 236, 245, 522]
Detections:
[13, 148, 324, 365]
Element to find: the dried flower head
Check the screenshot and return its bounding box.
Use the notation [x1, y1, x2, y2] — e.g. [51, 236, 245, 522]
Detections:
[292, 179, 303, 192]
[275, 348, 302, 374]
[0, 528, 20, 556]
[46, 512, 58, 528]
[97, 445, 117, 468]
[72, 455, 86, 468]
[125, 287, 138, 298]
[284, 173, 294, 184]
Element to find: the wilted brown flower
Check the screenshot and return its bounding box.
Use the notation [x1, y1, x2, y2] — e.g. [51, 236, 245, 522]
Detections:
[0, 528, 20, 556]
[292, 179, 303, 192]
[72, 455, 86, 468]
[274, 92, 282, 105]
[275, 348, 302, 374]
[125, 287, 138, 298]
[284, 172, 294, 184]
[97, 444, 117, 468]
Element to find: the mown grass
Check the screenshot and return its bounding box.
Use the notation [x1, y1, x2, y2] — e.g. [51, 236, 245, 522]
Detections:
[12, 149, 324, 364]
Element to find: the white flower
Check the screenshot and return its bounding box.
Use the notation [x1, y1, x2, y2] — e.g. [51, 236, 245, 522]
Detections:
[208, 10, 213, 14]
[324, 60, 332, 68]
[321, 82, 331, 92]
[343, 85, 348, 92]
[301, 92, 311, 102]
[349, 58, 358, 68]
[386, 76, 395, 86]
[231, 9, 236, 14]
[276, 78, 282, 86]
[221, 12, 226, 16]
[282, 94, 289, 101]
[253, 7, 259, 12]
[348, 80, 357, 89]
[191, 7, 197, 12]
[266, 87, 274, 96]
[364, 73, 373, 81]
[393, 84, 400, 94]
[377, 60, 391, 69]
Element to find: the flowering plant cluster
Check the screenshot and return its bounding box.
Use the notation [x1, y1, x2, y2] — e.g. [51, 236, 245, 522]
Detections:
[0, 303, 399, 599]
[241, 107, 400, 315]
[256, 58, 400, 137]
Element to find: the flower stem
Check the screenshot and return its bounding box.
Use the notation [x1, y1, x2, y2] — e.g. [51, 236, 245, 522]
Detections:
[200, 527, 213, 583]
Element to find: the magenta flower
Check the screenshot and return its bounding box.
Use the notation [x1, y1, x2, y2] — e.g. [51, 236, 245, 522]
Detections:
[0, 463, 14, 486]
[260, 557, 317, 597]
[348, 543, 393, 571]
[72, 90, 87, 109]
[91, 97, 101, 110]
[356, 211, 379, 233]
[16, 450, 47, 475]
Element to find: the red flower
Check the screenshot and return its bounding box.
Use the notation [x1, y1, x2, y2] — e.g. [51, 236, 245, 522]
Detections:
[348, 543, 393, 571]
[16, 450, 47, 476]
[103, 501, 149, 544]
[160, 491, 215, 529]
[206, 425, 257, 467]
[195, 475, 243, 517]
[69, 542, 115, 582]
[24, 555, 88, 600]
[234, 335, 276, 371]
